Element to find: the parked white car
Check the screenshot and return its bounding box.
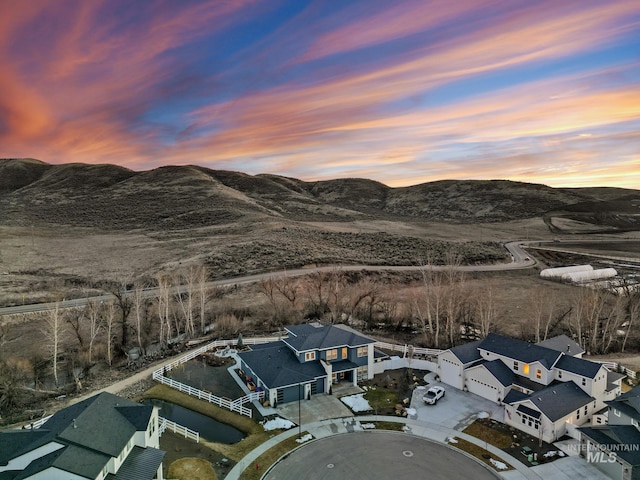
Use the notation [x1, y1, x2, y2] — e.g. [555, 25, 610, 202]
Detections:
[423, 386, 445, 405]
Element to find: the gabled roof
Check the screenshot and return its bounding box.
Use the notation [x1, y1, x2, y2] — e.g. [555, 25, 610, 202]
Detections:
[606, 384, 640, 421]
[106, 446, 165, 480]
[0, 392, 161, 480]
[479, 333, 562, 369]
[580, 425, 640, 466]
[536, 334, 585, 357]
[447, 340, 482, 365]
[15, 444, 110, 480]
[503, 389, 528, 404]
[283, 324, 374, 352]
[509, 381, 594, 422]
[42, 392, 150, 458]
[238, 342, 326, 389]
[554, 354, 603, 379]
[481, 359, 514, 387]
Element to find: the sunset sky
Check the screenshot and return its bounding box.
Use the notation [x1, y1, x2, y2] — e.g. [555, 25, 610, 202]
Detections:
[1, 0, 639, 188]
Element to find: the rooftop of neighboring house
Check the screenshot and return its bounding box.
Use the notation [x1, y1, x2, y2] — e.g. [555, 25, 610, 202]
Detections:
[510, 381, 594, 422]
[0, 392, 164, 480]
[283, 323, 375, 352]
[447, 339, 483, 364]
[554, 354, 603, 379]
[606, 384, 640, 421]
[580, 425, 640, 466]
[536, 334, 585, 357]
[479, 333, 563, 369]
[238, 341, 327, 389]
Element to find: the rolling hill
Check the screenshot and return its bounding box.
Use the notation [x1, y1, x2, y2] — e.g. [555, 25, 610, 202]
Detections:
[1, 158, 638, 232]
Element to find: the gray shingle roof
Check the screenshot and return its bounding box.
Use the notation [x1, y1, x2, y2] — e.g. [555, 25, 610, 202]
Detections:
[503, 389, 528, 404]
[284, 324, 374, 352]
[606, 384, 640, 421]
[238, 342, 327, 389]
[580, 425, 640, 466]
[448, 340, 482, 364]
[482, 359, 514, 387]
[554, 354, 603, 379]
[479, 333, 562, 369]
[106, 446, 165, 480]
[536, 334, 585, 356]
[510, 381, 594, 422]
[0, 392, 163, 480]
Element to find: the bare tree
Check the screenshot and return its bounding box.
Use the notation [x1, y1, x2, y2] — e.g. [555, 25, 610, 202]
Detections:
[86, 300, 103, 363]
[415, 263, 445, 347]
[529, 287, 562, 342]
[622, 292, 639, 352]
[155, 272, 171, 345]
[132, 281, 147, 354]
[42, 302, 63, 387]
[66, 307, 86, 351]
[175, 266, 198, 338]
[104, 301, 117, 366]
[474, 280, 496, 338]
[197, 264, 209, 334]
[103, 278, 132, 351]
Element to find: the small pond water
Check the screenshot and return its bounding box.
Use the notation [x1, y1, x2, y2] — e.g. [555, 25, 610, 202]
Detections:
[143, 399, 245, 444]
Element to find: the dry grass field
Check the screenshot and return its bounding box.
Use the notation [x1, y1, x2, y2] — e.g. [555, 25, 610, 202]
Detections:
[0, 159, 639, 379]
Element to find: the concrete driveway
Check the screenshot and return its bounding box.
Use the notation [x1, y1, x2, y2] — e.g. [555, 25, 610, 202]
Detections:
[410, 381, 504, 430]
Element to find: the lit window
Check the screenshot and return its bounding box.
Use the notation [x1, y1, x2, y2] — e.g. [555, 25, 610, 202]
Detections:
[523, 364, 529, 375]
[357, 346, 368, 357]
[342, 347, 348, 359]
[326, 349, 337, 360]
[305, 352, 316, 361]
[536, 369, 542, 379]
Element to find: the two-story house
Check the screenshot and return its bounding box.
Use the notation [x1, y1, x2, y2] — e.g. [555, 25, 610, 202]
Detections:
[0, 392, 165, 480]
[437, 333, 623, 442]
[580, 385, 640, 480]
[238, 323, 376, 405]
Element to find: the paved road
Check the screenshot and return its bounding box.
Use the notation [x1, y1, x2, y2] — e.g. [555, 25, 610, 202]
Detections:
[0, 242, 534, 316]
[264, 431, 500, 480]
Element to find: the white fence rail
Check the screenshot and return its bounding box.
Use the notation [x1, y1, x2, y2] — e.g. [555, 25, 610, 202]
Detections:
[152, 337, 275, 417]
[374, 341, 443, 358]
[159, 417, 199, 443]
[594, 360, 636, 379]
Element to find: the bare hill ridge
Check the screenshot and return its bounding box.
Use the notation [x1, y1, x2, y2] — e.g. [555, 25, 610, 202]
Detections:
[0, 158, 638, 231]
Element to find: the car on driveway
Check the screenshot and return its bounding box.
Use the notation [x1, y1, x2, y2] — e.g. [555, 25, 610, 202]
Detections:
[423, 386, 445, 405]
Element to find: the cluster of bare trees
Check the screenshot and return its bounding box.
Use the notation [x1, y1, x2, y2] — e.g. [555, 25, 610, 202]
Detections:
[566, 286, 640, 354]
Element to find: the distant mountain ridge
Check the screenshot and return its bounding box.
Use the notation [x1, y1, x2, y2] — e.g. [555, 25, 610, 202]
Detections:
[1, 158, 638, 231]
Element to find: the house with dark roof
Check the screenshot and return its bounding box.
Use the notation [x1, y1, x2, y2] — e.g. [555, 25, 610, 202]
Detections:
[580, 385, 640, 480]
[0, 392, 165, 480]
[437, 333, 623, 442]
[238, 324, 376, 405]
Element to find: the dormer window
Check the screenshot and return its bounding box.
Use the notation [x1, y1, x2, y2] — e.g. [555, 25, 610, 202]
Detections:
[305, 352, 316, 361]
[357, 346, 368, 357]
[326, 349, 338, 360]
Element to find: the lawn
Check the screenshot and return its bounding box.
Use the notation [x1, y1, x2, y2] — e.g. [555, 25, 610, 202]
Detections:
[168, 458, 218, 480]
[239, 433, 311, 480]
[447, 437, 513, 471]
[463, 419, 513, 449]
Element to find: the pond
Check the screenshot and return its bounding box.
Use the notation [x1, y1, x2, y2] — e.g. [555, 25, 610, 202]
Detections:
[143, 399, 245, 444]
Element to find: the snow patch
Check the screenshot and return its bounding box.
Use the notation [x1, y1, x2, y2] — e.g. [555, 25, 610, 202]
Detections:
[405, 408, 416, 416]
[340, 394, 372, 412]
[296, 434, 313, 443]
[446, 437, 458, 444]
[361, 423, 376, 430]
[477, 411, 490, 419]
[490, 459, 508, 470]
[263, 417, 295, 431]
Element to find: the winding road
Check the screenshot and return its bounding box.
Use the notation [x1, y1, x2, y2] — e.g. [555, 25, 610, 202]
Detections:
[0, 241, 534, 317]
